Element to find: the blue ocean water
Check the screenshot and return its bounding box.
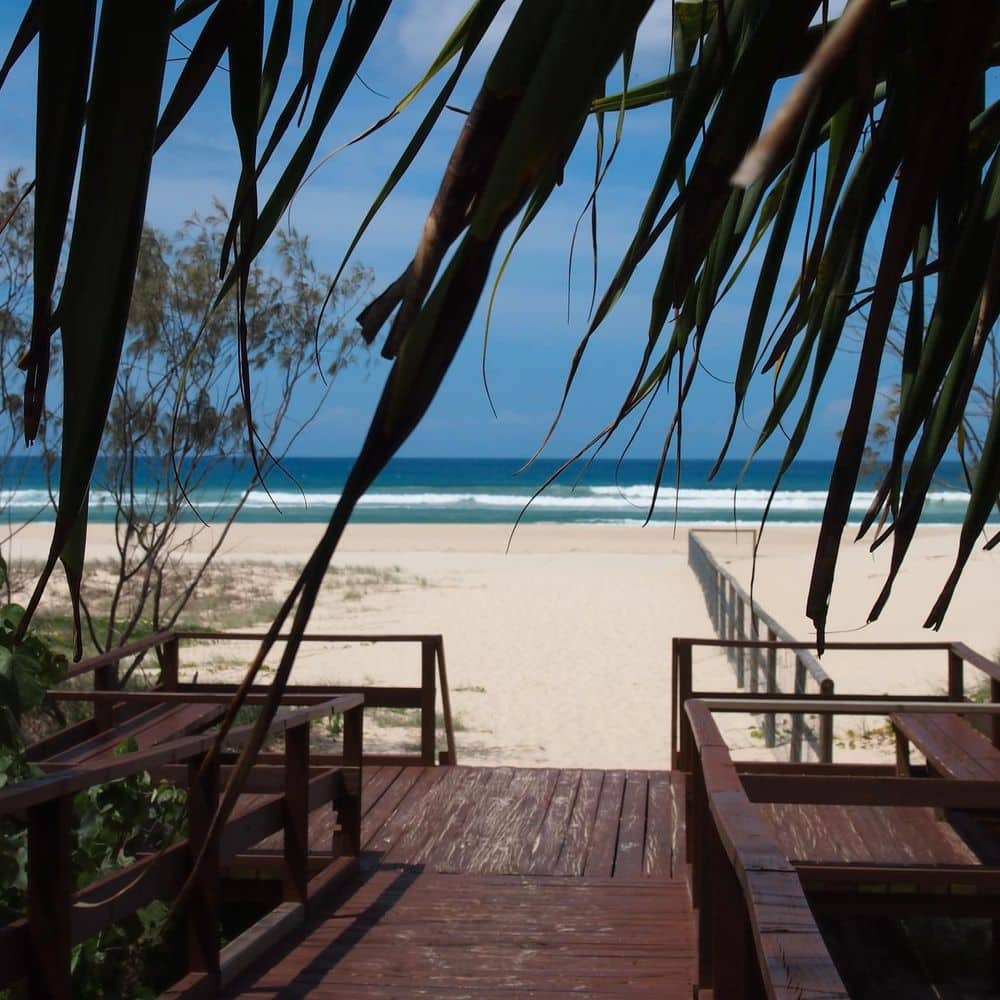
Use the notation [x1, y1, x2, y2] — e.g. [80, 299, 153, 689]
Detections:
[0, 455, 976, 526]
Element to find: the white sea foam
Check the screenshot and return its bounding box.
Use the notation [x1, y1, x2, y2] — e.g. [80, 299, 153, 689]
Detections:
[0, 485, 973, 516]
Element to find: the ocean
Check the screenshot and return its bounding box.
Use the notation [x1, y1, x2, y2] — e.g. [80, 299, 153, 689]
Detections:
[0, 455, 977, 527]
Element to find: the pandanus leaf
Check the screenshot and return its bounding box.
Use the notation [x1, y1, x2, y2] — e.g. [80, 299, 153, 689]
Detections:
[806, 3, 999, 646]
[865, 153, 1000, 619]
[181, 0, 655, 917]
[329, 0, 506, 307]
[713, 97, 822, 475]
[221, 0, 390, 291]
[0, 0, 39, 92]
[222, 0, 264, 469]
[173, 0, 219, 29]
[155, 0, 237, 151]
[20, 0, 96, 443]
[20, 0, 173, 654]
[252, 0, 343, 179]
[258, 0, 292, 127]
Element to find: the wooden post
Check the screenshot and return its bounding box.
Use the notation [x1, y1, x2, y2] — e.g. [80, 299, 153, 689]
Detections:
[720, 579, 728, 648]
[992, 679, 1000, 751]
[435, 638, 457, 765]
[789, 656, 805, 763]
[27, 795, 73, 1000]
[736, 601, 746, 687]
[730, 583, 739, 670]
[819, 678, 835, 763]
[339, 702, 364, 857]
[948, 647, 964, 701]
[186, 753, 220, 979]
[688, 758, 705, 910]
[94, 660, 119, 732]
[160, 635, 179, 690]
[675, 641, 693, 771]
[894, 726, 911, 777]
[697, 805, 722, 986]
[710, 830, 757, 1000]
[764, 629, 777, 748]
[420, 639, 437, 765]
[283, 723, 310, 904]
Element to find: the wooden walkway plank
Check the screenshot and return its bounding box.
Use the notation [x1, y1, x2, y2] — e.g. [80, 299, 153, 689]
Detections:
[226, 874, 695, 998]
[214, 768, 697, 998]
[361, 765, 401, 814]
[669, 771, 687, 880]
[552, 770, 604, 877]
[412, 767, 500, 867]
[614, 771, 649, 879]
[431, 767, 516, 873]
[643, 771, 673, 879]
[584, 770, 626, 877]
[361, 766, 428, 852]
[523, 769, 582, 876]
[476, 767, 562, 875]
[381, 766, 478, 865]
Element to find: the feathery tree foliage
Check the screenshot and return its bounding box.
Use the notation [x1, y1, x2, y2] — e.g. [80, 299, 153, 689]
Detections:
[1, 0, 998, 898]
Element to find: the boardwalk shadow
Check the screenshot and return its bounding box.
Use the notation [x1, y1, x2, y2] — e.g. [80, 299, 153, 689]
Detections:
[239, 858, 424, 998]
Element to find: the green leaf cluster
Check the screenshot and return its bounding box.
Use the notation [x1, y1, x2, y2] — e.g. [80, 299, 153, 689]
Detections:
[0, 558, 68, 747]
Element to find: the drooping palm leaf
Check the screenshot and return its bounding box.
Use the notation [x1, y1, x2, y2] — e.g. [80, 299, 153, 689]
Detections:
[2, 0, 998, 897]
[19, 0, 173, 655]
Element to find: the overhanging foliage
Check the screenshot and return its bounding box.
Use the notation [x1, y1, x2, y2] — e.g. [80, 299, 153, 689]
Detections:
[1, 0, 998, 905]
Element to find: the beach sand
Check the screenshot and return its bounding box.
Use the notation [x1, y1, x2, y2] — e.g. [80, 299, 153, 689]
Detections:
[7, 521, 999, 768]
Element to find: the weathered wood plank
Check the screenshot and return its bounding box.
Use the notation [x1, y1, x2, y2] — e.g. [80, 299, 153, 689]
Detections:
[523, 769, 581, 876]
[382, 766, 475, 865]
[553, 769, 604, 877]
[412, 767, 500, 867]
[475, 768, 561, 875]
[892, 712, 1000, 781]
[643, 771, 672, 878]
[669, 771, 687, 879]
[360, 766, 426, 850]
[365, 766, 448, 857]
[614, 771, 648, 879]
[431, 767, 516, 873]
[224, 873, 695, 997]
[584, 771, 626, 878]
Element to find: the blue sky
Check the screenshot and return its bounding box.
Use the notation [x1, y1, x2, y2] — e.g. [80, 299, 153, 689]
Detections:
[1, 0, 894, 464]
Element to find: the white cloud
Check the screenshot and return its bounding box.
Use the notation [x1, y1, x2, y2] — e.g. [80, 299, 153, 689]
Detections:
[396, 0, 515, 69]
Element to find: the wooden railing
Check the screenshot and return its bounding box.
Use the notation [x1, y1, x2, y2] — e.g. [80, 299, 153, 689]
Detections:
[672, 636, 1000, 770]
[0, 693, 364, 999]
[684, 698, 850, 997]
[28, 629, 457, 767]
[688, 530, 834, 760]
[683, 693, 1000, 996]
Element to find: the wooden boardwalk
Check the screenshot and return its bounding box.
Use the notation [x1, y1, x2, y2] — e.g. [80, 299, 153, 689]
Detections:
[225, 766, 694, 997]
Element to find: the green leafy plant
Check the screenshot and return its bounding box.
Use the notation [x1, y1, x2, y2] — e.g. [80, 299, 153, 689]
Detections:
[0, 558, 68, 748]
[0, 604, 188, 996]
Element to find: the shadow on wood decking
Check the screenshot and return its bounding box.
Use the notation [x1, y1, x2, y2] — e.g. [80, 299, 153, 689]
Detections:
[223, 766, 696, 998]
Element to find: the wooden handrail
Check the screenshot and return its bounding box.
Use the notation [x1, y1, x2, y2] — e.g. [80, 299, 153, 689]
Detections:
[698, 696, 1000, 714]
[688, 530, 832, 684]
[65, 629, 177, 678]
[63, 629, 458, 767]
[0, 694, 360, 816]
[672, 635, 1000, 769]
[174, 629, 446, 643]
[684, 698, 849, 997]
[949, 641, 1000, 683]
[1, 689, 365, 998]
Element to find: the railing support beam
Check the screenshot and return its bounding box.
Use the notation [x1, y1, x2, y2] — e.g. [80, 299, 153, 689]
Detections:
[27, 795, 72, 1000]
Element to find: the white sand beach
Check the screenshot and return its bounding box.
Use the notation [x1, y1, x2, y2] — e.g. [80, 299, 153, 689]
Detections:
[7, 521, 999, 769]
